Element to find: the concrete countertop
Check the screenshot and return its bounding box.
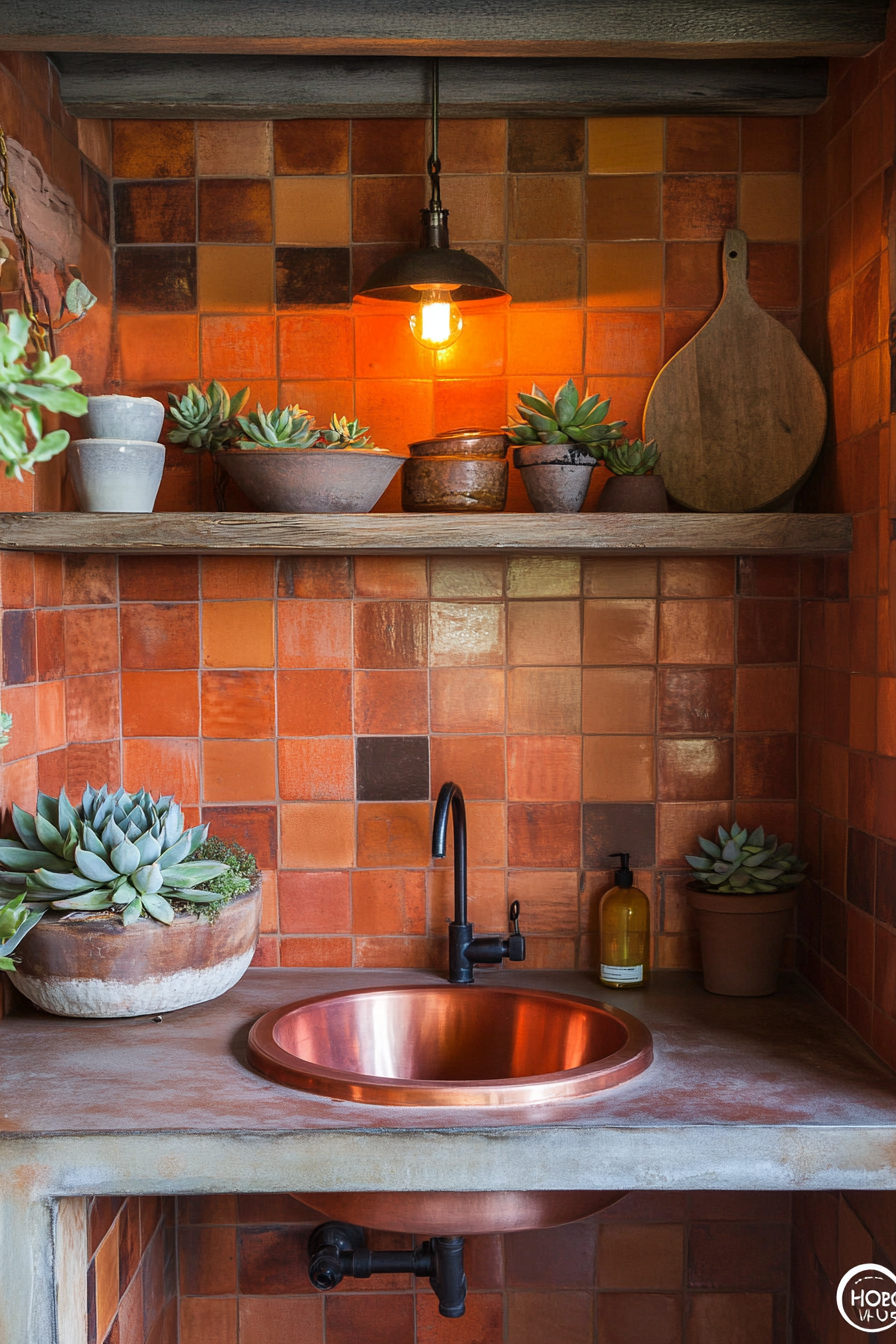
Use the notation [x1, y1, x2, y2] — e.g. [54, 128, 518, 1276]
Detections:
[2, 967, 896, 1196]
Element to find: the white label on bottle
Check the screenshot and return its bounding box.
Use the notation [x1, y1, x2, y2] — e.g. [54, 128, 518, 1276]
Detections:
[601, 964, 643, 983]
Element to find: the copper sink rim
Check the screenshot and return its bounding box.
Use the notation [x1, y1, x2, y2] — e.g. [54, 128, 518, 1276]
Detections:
[246, 983, 653, 1107]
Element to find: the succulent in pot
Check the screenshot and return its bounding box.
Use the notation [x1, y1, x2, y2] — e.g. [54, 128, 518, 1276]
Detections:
[218, 404, 404, 513]
[0, 785, 262, 1018]
[167, 380, 250, 508]
[685, 822, 807, 997]
[505, 379, 626, 513]
[597, 438, 668, 513]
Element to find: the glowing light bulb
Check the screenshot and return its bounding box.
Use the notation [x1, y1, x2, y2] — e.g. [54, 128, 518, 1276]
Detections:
[409, 287, 463, 350]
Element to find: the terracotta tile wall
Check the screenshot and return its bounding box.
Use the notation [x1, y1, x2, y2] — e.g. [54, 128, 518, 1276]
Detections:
[87, 1195, 176, 1344]
[796, 19, 896, 1068]
[104, 113, 803, 513]
[0, 550, 802, 972]
[791, 1191, 896, 1343]
[174, 1190, 791, 1344]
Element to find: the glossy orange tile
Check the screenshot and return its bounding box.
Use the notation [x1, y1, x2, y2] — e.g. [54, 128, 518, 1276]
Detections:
[584, 736, 655, 801]
[199, 316, 276, 380]
[507, 736, 581, 801]
[508, 601, 580, 666]
[121, 738, 200, 804]
[202, 740, 276, 802]
[585, 311, 661, 376]
[507, 803, 580, 868]
[356, 802, 431, 866]
[117, 314, 199, 382]
[583, 558, 657, 598]
[179, 1298, 237, 1344]
[1, 684, 37, 761]
[65, 673, 119, 743]
[35, 680, 65, 753]
[278, 312, 353, 379]
[430, 736, 505, 799]
[588, 116, 664, 174]
[275, 669, 351, 736]
[354, 557, 428, 598]
[278, 600, 352, 668]
[660, 557, 735, 598]
[352, 869, 426, 935]
[583, 599, 656, 664]
[506, 666, 581, 734]
[430, 668, 505, 734]
[587, 242, 663, 308]
[64, 607, 119, 675]
[278, 737, 354, 800]
[202, 600, 274, 668]
[200, 670, 275, 737]
[659, 599, 734, 664]
[281, 802, 355, 867]
[278, 870, 350, 934]
[121, 671, 199, 737]
[200, 557, 275, 600]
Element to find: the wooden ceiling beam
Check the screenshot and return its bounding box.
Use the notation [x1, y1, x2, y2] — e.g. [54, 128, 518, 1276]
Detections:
[52, 54, 829, 119]
[0, 0, 887, 58]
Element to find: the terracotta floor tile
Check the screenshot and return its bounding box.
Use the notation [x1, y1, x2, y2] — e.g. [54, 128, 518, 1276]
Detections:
[583, 666, 656, 734]
[508, 601, 580, 665]
[279, 669, 353, 735]
[202, 600, 274, 668]
[583, 599, 656, 664]
[280, 802, 355, 868]
[278, 737, 354, 800]
[352, 869, 426, 935]
[201, 670, 274, 737]
[430, 602, 504, 667]
[202, 740, 276, 802]
[278, 600, 352, 668]
[431, 668, 505, 734]
[239, 1296, 323, 1344]
[507, 667, 581, 734]
[430, 735, 506, 799]
[584, 736, 655, 801]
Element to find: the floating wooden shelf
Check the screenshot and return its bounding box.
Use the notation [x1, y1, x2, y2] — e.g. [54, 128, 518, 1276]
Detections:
[0, 512, 852, 556]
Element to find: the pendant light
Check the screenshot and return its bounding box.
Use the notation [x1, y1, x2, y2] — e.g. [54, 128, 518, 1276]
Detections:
[357, 59, 509, 350]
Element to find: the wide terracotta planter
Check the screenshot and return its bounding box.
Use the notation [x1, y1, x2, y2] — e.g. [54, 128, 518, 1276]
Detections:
[9, 881, 261, 1018]
[512, 443, 597, 513]
[598, 473, 668, 513]
[218, 448, 404, 513]
[687, 883, 796, 997]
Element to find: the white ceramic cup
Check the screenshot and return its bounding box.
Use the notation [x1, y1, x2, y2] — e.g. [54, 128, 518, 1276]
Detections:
[84, 395, 165, 443]
[68, 440, 165, 513]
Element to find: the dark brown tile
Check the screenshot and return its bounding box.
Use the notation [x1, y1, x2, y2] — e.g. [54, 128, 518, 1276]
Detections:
[112, 120, 195, 178]
[735, 735, 797, 799]
[2, 609, 35, 685]
[664, 241, 722, 309]
[119, 556, 199, 601]
[508, 803, 580, 868]
[63, 554, 117, 604]
[353, 601, 427, 669]
[747, 243, 800, 310]
[198, 179, 272, 243]
[505, 1220, 596, 1288]
[273, 119, 349, 174]
[115, 247, 196, 313]
[737, 600, 800, 663]
[657, 737, 733, 802]
[118, 1200, 141, 1298]
[199, 805, 278, 868]
[236, 1193, 317, 1223]
[666, 116, 739, 172]
[325, 1294, 414, 1344]
[276, 247, 351, 305]
[583, 802, 655, 867]
[177, 1226, 236, 1295]
[663, 175, 738, 241]
[351, 118, 426, 174]
[352, 176, 427, 243]
[688, 1222, 790, 1290]
[36, 609, 64, 681]
[737, 557, 800, 597]
[741, 117, 801, 172]
[598, 1293, 682, 1344]
[114, 181, 195, 244]
[278, 557, 352, 598]
[508, 119, 584, 172]
[82, 161, 110, 240]
[658, 667, 734, 734]
[847, 828, 876, 914]
[356, 736, 429, 801]
[351, 242, 417, 295]
[237, 1226, 310, 1294]
[877, 839, 896, 927]
[585, 174, 661, 241]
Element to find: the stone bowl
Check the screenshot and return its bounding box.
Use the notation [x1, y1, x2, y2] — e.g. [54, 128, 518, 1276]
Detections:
[69, 439, 166, 513]
[85, 394, 165, 442]
[218, 448, 404, 513]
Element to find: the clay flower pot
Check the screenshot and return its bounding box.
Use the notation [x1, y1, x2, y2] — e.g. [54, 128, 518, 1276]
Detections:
[10, 880, 261, 1018]
[218, 448, 403, 513]
[686, 883, 796, 996]
[598, 474, 669, 513]
[512, 443, 598, 513]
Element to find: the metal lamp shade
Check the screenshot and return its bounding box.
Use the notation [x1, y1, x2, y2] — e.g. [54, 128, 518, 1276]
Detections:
[358, 245, 508, 303]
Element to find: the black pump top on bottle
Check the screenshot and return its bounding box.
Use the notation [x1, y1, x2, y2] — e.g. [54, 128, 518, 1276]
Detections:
[608, 852, 633, 888]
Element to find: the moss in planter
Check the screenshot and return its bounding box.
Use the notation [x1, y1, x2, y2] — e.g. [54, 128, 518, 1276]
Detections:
[168, 837, 258, 923]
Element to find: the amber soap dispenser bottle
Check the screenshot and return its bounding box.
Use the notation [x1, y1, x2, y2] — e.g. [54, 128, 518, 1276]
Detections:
[599, 852, 650, 989]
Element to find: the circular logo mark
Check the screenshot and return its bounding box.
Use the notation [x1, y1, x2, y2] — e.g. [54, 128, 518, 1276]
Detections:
[837, 1264, 896, 1332]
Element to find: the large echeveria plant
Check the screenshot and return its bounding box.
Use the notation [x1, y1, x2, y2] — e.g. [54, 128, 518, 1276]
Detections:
[0, 785, 230, 926]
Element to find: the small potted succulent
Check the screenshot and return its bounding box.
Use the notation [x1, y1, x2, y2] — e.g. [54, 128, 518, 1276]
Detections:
[597, 438, 668, 513]
[217, 406, 403, 513]
[504, 379, 626, 512]
[168, 380, 250, 509]
[685, 822, 808, 996]
[0, 785, 261, 1018]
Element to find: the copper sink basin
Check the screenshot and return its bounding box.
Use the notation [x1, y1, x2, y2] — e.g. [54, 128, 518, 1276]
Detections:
[294, 1189, 628, 1236]
[247, 983, 652, 1107]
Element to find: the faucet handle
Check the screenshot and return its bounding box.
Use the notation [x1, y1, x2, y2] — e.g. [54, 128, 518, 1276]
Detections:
[507, 901, 525, 962]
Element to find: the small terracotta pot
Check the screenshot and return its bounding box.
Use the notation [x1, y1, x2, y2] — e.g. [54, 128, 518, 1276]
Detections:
[402, 456, 508, 512]
[598, 473, 669, 513]
[686, 883, 796, 997]
[10, 881, 262, 1018]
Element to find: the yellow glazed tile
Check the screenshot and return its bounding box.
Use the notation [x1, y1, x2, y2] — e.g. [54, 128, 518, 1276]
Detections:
[588, 117, 664, 174]
[274, 176, 351, 246]
[430, 557, 504, 599]
[587, 242, 663, 308]
[430, 602, 506, 666]
[507, 556, 580, 598]
[197, 246, 274, 312]
[583, 557, 658, 597]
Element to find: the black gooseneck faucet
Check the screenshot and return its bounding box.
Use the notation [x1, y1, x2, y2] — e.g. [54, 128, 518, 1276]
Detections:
[432, 780, 526, 984]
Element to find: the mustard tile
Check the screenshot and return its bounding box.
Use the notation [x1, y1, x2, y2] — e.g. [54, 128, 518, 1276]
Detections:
[588, 117, 664, 174]
[274, 176, 351, 246]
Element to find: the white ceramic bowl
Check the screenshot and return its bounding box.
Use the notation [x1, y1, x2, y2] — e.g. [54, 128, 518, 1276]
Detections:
[69, 439, 165, 513]
[85, 394, 165, 442]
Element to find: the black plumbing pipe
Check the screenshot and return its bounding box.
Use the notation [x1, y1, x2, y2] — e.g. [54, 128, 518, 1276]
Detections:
[308, 1222, 468, 1318]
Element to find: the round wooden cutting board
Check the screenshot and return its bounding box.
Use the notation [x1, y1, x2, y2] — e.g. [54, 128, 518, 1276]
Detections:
[643, 229, 826, 513]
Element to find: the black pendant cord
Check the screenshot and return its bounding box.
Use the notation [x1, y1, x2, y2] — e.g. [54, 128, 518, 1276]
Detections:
[427, 57, 442, 214]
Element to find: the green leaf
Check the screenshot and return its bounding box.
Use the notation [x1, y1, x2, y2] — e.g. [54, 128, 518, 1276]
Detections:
[34, 812, 65, 856]
[161, 861, 229, 888]
[132, 863, 163, 895]
[553, 379, 579, 428]
[685, 855, 713, 870]
[75, 847, 117, 883]
[698, 837, 721, 859]
[111, 838, 141, 875]
[50, 891, 114, 911]
[121, 896, 143, 925]
[0, 843, 69, 873]
[11, 804, 42, 851]
[0, 907, 44, 955]
[142, 891, 174, 925]
[29, 869, 98, 893]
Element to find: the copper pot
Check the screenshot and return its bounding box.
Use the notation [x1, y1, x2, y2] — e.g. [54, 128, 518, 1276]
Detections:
[403, 427, 509, 511]
[408, 429, 508, 459]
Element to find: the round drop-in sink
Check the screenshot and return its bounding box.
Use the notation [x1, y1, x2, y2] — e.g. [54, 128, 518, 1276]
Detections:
[247, 983, 652, 1107]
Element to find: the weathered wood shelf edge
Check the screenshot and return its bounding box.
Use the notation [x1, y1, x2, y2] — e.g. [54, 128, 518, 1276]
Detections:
[0, 512, 852, 556]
